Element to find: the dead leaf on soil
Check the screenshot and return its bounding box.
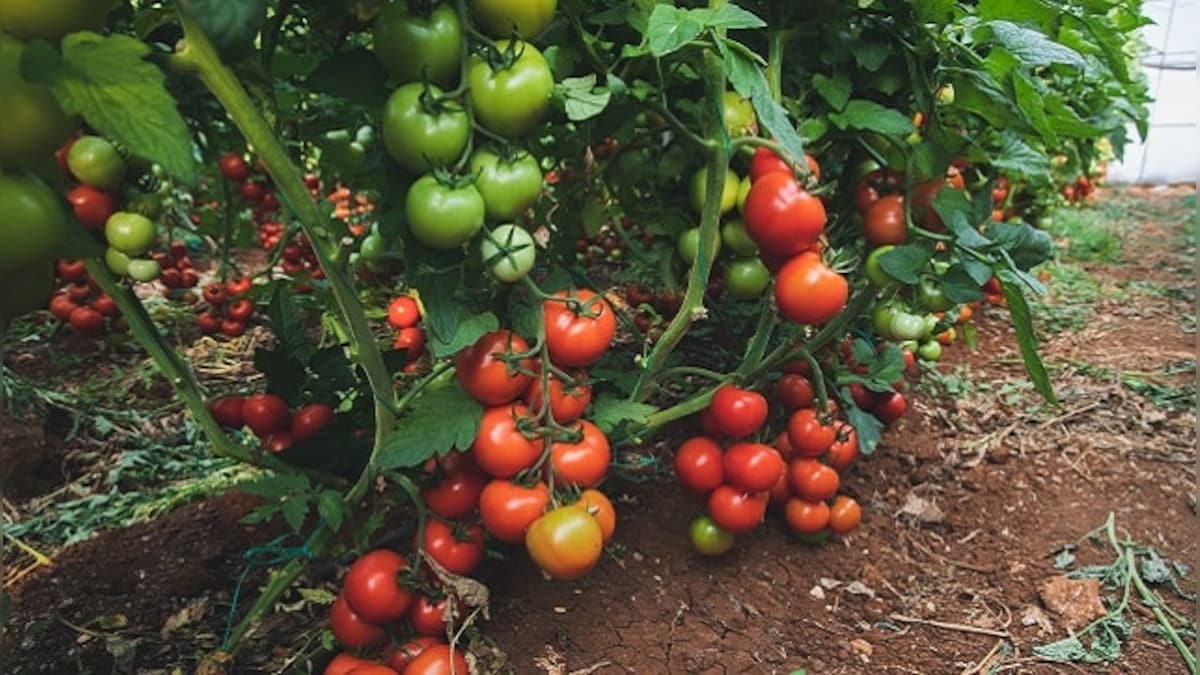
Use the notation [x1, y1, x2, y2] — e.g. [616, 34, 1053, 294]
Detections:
[1038, 576, 1107, 630]
[849, 637, 874, 659]
[161, 597, 209, 638]
[897, 492, 945, 525]
[1020, 604, 1054, 635]
[844, 581, 876, 598]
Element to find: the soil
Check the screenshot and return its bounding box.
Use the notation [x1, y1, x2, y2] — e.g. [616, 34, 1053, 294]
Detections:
[2, 187, 1195, 674]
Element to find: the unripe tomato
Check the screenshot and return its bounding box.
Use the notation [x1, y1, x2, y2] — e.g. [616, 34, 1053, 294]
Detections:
[689, 515, 735, 556]
[0, 170, 68, 275]
[405, 174, 485, 250]
[0, 35, 73, 166]
[67, 136, 126, 190]
[466, 40, 554, 137]
[720, 220, 757, 256]
[470, 149, 542, 220]
[480, 223, 536, 282]
[470, 0, 556, 39]
[382, 83, 469, 173]
[525, 505, 604, 580]
[723, 257, 770, 300]
[105, 212, 157, 256]
[689, 167, 739, 214]
[721, 91, 757, 137]
[373, 1, 463, 87]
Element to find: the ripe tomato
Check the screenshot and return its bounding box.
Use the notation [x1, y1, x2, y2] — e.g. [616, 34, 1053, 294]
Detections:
[330, 594, 386, 649]
[196, 312, 219, 335]
[707, 485, 768, 533]
[0, 35, 72, 166]
[574, 488, 616, 543]
[549, 420, 610, 487]
[470, 0, 556, 40]
[219, 153, 248, 181]
[772, 431, 794, 462]
[241, 393, 290, 437]
[742, 172, 825, 256]
[708, 385, 768, 438]
[722, 442, 784, 492]
[524, 372, 590, 423]
[405, 174, 485, 250]
[401, 645, 470, 675]
[673, 436, 724, 496]
[784, 498, 830, 535]
[874, 391, 907, 424]
[470, 149, 542, 220]
[48, 294, 76, 322]
[454, 329, 534, 406]
[291, 403, 334, 442]
[825, 423, 859, 470]
[788, 459, 839, 502]
[422, 519, 484, 575]
[343, 549, 413, 624]
[263, 431, 294, 453]
[202, 282, 226, 305]
[466, 39, 553, 137]
[68, 306, 104, 336]
[373, 1, 462, 86]
[394, 327, 426, 358]
[526, 505, 604, 579]
[689, 515, 735, 556]
[220, 318, 246, 338]
[864, 195, 907, 247]
[829, 495, 862, 534]
[472, 404, 540, 478]
[749, 146, 790, 182]
[66, 185, 116, 232]
[343, 664, 399, 675]
[324, 652, 372, 675]
[225, 277, 252, 296]
[774, 252, 847, 325]
[543, 289, 615, 368]
[208, 395, 245, 429]
[384, 636, 443, 672]
[56, 258, 86, 282]
[240, 179, 266, 202]
[853, 168, 903, 214]
[787, 408, 836, 458]
[0, 170, 68, 275]
[226, 298, 254, 322]
[382, 83, 469, 173]
[768, 469, 790, 504]
[774, 374, 814, 410]
[478, 479, 549, 543]
[911, 178, 957, 230]
[422, 461, 487, 520]
[387, 296, 421, 328]
[409, 594, 450, 636]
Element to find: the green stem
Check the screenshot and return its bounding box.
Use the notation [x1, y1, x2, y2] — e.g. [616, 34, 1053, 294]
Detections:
[765, 3, 785, 103]
[735, 294, 778, 376]
[660, 366, 728, 383]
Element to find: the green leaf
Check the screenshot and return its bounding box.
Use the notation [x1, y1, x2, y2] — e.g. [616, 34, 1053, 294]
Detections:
[845, 402, 882, 455]
[912, 0, 955, 22]
[991, 131, 1050, 179]
[811, 73, 851, 111]
[316, 490, 346, 532]
[297, 587, 338, 605]
[590, 395, 656, 434]
[997, 271, 1055, 404]
[978, 0, 1055, 26]
[987, 221, 1053, 270]
[411, 266, 467, 348]
[645, 5, 704, 57]
[280, 497, 310, 532]
[267, 283, 311, 363]
[239, 472, 311, 499]
[179, 0, 266, 57]
[829, 100, 915, 136]
[983, 21, 1084, 69]
[694, 4, 765, 30]
[21, 34, 197, 185]
[878, 245, 931, 284]
[720, 40, 804, 165]
[556, 74, 611, 121]
[942, 265, 986, 303]
[305, 49, 389, 108]
[377, 385, 483, 469]
[429, 312, 500, 359]
[1013, 71, 1057, 145]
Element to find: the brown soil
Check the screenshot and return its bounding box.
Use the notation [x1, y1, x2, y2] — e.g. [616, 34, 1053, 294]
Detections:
[2, 187, 1195, 674]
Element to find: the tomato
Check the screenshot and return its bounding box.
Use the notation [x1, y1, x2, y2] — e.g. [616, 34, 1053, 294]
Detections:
[707, 485, 768, 533]
[382, 83, 469, 173]
[825, 423, 859, 470]
[0, 171, 68, 275]
[735, 175, 752, 212]
[48, 293, 76, 321]
[478, 479, 549, 543]
[125, 258, 161, 282]
[407, 595, 449, 636]
[689, 515, 735, 556]
[676, 226, 721, 265]
[218, 153, 248, 181]
[708, 385, 768, 438]
[720, 220, 757, 256]
[918, 277, 954, 312]
[470, 0, 556, 38]
[549, 420, 610, 487]
[330, 594, 386, 649]
[240, 179, 266, 202]
[0, 261, 51, 320]
[68, 305, 104, 336]
[912, 178, 959, 230]
[467, 40, 554, 137]
[722, 442, 783, 493]
[772, 431, 794, 462]
[384, 636, 443, 672]
[720, 91, 757, 137]
[0, 36, 72, 167]
[455, 330, 534, 405]
[874, 391, 907, 424]
[344, 664, 399, 675]
[525, 505, 604, 579]
[574, 488, 616, 544]
[225, 277, 252, 297]
[864, 195, 907, 247]
[543, 289, 615, 368]
[104, 211, 156, 257]
[202, 282, 226, 306]
[220, 318, 246, 338]
[918, 340, 943, 361]
[472, 404, 540, 478]
[0, 0, 112, 39]
[373, 1, 463, 86]
[689, 167, 739, 214]
[291, 403, 334, 442]
[888, 310, 926, 341]
[405, 174, 485, 250]
[749, 146, 790, 182]
[67, 136, 126, 191]
[724, 257, 770, 300]
[470, 149, 542, 220]
[864, 245, 900, 289]
[784, 498, 830, 535]
[480, 223, 536, 283]
[524, 371, 591, 423]
[787, 408, 836, 458]
[788, 459, 839, 502]
[422, 519, 484, 575]
[387, 296, 420, 329]
[55, 258, 84, 282]
[62, 185, 114, 234]
[263, 430, 294, 453]
[343, 549, 413, 624]
[853, 168, 903, 214]
[226, 298, 254, 322]
[774, 252, 848, 325]
[196, 312, 219, 335]
[673, 436, 724, 496]
[401, 645, 470, 675]
[422, 462, 485, 520]
[208, 395, 245, 429]
[742, 172, 825, 256]
[324, 653, 373, 675]
[774, 374, 814, 410]
[241, 393, 291, 437]
[828, 495, 862, 534]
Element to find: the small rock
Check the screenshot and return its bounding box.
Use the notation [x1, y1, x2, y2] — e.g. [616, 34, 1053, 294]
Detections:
[1038, 576, 1107, 630]
[810, 585, 826, 600]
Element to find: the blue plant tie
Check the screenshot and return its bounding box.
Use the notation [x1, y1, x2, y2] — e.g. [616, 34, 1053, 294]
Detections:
[220, 533, 314, 650]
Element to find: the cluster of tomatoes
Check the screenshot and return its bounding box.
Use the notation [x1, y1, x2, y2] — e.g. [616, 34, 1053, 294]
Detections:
[195, 277, 256, 339]
[280, 235, 326, 293]
[46, 259, 124, 337]
[622, 282, 682, 337]
[855, 163, 965, 247]
[386, 295, 427, 373]
[1060, 175, 1095, 204]
[219, 152, 282, 223]
[150, 241, 201, 298]
[207, 392, 333, 454]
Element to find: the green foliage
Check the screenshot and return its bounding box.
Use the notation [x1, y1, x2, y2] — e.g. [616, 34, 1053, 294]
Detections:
[376, 384, 483, 469]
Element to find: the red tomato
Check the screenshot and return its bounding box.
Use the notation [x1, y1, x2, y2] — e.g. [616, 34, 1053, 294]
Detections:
[90, 293, 118, 318]
[825, 422, 859, 470]
[196, 312, 219, 334]
[722, 442, 784, 492]
[673, 436, 724, 495]
[208, 395, 245, 429]
[264, 431, 293, 453]
[525, 372, 591, 423]
[786, 408, 836, 458]
[402, 645, 469, 675]
[408, 595, 451, 637]
[543, 289, 616, 368]
[697, 407, 723, 437]
[774, 374, 814, 410]
[454, 330, 534, 406]
[240, 178, 266, 202]
[422, 461, 487, 520]
[343, 549, 413, 624]
[421, 519, 484, 575]
[384, 636, 443, 672]
[220, 318, 246, 338]
[67, 185, 116, 231]
[864, 195, 908, 247]
[784, 498, 830, 535]
[225, 277, 252, 296]
[394, 327, 427, 358]
[574, 488, 616, 544]
[291, 402, 334, 442]
[472, 404, 541, 478]
[49, 294, 77, 322]
[748, 146, 794, 181]
[774, 252, 847, 325]
[708, 385, 768, 437]
[742, 172, 825, 256]
[768, 470, 791, 505]
[330, 594, 386, 649]
[68, 306, 104, 336]
[219, 152, 249, 181]
[829, 495, 862, 534]
[478, 479, 550, 543]
[788, 459, 839, 502]
[848, 383, 876, 410]
[56, 258, 87, 282]
[707, 485, 768, 533]
[202, 282, 226, 306]
[853, 168, 903, 214]
[242, 393, 291, 437]
[226, 298, 254, 322]
[772, 431, 794, 462]
[324, 653, 373, 675]
[387, 295, 420, 329]
[549, 420, 610, 487]
[874, 391, 907, 424]
[343, 665, 398, 675]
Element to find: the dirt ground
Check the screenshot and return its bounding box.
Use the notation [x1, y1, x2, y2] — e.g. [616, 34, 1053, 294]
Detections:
[2, 186, 1196, 674]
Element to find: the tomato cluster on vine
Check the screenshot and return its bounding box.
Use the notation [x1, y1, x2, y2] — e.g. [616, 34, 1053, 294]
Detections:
[207, 392, 333, 454]
[47, 260, 125, 337]
[195, 277, 256, 338]
[387, 295, 427, 373]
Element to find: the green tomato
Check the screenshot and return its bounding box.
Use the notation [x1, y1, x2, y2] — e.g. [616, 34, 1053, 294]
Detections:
[889, 310, 927, 342]
[0, 170, 68, 275]
[469, 148, 542, 220]
[126, 258, 161, 282]
[864, 245, 899, 289]
[467, 39, 553, 137]
[480, 223, 536, 282]
[470, 0, 556, 39]
[105, 247, 131, 276]
[689, 167, 739, 215]
[382, 82, 469, 173]
[68, 136, 126, 190]
[104, 211, 156, 256]
[918, 340, 943, 361]
[123, 190, 163, 220]
[724, 257, 770, 300]
[898, 339, 919, 353]
[0, 259, 52, 319]
[935, 83, 956, 106]
[405, 174, 485, 250]
[359, 233, 386, 261]
[373, 1, 463, 87]
[722, 91, 756, 137]
[918, 277, 954, 312]
[677, 226, 719, 264]
[795, 529, 832, 545]
[921, 313, 940, 340]
[0, 0, 113, 39]
[0, 35, 72, 167]
[735, 174, 752, 213]
[720, 219, 757, 257]
[853, 158, 882, 183]
[689, 516, 735, 556]
[871, 303, 896, 340]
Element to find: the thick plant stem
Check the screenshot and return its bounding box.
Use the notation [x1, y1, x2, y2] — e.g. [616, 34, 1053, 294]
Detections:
[766, 3, 784, 103]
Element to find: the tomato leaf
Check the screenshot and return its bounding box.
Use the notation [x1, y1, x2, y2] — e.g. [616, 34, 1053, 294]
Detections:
[811, 73, 851, 111]
[878, 245, 931, 284]
[829, 100, 915, 136]
[20, 34, 197, 185]
[987, 221, 1054, 270]
[429, 312, 500, 359]
[645, 5, 705, 57]
[280, 498, 310, 533]
[556, 74, 612, 121]
[316, 490, 346, 532]
[1013, 71, 1058, 146]
[377, 385, 483, 469]
[720, 39, 805, 163]
[239, 472, 311, 499]
[991, 131, 1050, 179]
[982, 21, 1084, 69]
[997, 270, 1056, 404]
[844, 402, 882, 455]
[306, 49, 389, 108]
[267, 283, 311, 364]
[590, 395, 657, 435]
[179, 0, 266, 57]
[941, 265, 987, 303]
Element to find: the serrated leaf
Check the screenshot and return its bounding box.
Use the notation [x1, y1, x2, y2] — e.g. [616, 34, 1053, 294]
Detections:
[645, 5, 704, 57]
[992, 131, 1050, 179]
[306, 49, 389, 108]
[878, 245, 930, 284]
[556, 74, 611, 121]
[1013, 71, 1057, 145]
[695, 4, 765, 30]
[377, 385, 483, 469]
[429, 312, 500, 359]
[829, 100, 915, 136]
[720, 40, 804, 165]
[280, 498, 309, 532]
[811, 73, 851, 111]
[987, 221, 1053, 270]
[268, 283, 310, 363]
[316, 490, 346, 532]
[942, 265, 987, 303]
[998, 271, 1055, 404]
[21, 34, 197, 185]
[984, 20, 1084, 69]
[590, 395, 656, 434]
[845, 402, 882, 454]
